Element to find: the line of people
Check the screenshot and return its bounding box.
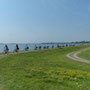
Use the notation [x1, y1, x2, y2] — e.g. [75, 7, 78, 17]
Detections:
[3, 43, 75, 54]
[34, 44, 52, 50]
[3, 44, 58, 54]
[34, 44, 65, 50]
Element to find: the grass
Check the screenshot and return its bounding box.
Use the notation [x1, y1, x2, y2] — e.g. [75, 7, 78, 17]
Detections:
[0, 45, 90, 90]
[78, 48, 90, 60]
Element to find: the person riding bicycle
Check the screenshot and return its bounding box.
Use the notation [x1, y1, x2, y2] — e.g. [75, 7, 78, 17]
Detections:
[4, 44, 9, 54]
[25, 44, 29, 51]
[14, 44, 19, 52]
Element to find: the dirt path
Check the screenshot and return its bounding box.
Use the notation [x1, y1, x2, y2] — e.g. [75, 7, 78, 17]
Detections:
[0, 51, 31, 57]
[66, 47, 90, 64]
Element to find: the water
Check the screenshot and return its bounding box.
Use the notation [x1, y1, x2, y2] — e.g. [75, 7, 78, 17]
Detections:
[0, 43, 88, 53]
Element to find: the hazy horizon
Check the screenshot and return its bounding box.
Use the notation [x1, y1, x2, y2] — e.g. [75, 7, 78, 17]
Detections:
[0, 0, 90, 43]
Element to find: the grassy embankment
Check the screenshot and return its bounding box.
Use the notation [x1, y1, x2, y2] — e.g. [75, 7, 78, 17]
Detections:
[0, 45, 90, 90]
[78, 48, 90, 60]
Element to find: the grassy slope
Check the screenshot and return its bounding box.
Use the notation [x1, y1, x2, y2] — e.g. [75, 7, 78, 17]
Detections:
[78, 48, 90, 60]
[0, 45, 90, 90]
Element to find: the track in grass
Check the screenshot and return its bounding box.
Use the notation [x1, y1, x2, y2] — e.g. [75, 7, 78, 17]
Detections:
[66, 47, 90, 64]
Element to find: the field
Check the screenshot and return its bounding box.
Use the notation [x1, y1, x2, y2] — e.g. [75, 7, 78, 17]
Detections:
[78, 48, 90, 60]
[0, 45, 90, 90]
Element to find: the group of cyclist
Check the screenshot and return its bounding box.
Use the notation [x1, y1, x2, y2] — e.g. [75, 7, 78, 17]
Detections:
[34, 44, 65, 50]
[3, 43, 72, 54]
[4, 44, 20, 54]
[35, 45, 52, 50]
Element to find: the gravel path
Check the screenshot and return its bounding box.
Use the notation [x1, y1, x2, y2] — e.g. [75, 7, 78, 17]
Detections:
[0, 51, 31, 57]
[66, 47, 90, 64]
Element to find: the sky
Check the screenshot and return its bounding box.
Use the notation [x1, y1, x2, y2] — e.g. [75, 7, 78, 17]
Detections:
[0, 0, 90, 43]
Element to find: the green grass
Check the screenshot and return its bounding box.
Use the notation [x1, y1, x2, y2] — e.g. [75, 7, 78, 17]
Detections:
[78, 48, 90, 60]
[0, 45, 90, 90]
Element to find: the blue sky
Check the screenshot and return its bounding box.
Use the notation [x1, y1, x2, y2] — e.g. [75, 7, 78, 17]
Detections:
[0, 0, 89, 43]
